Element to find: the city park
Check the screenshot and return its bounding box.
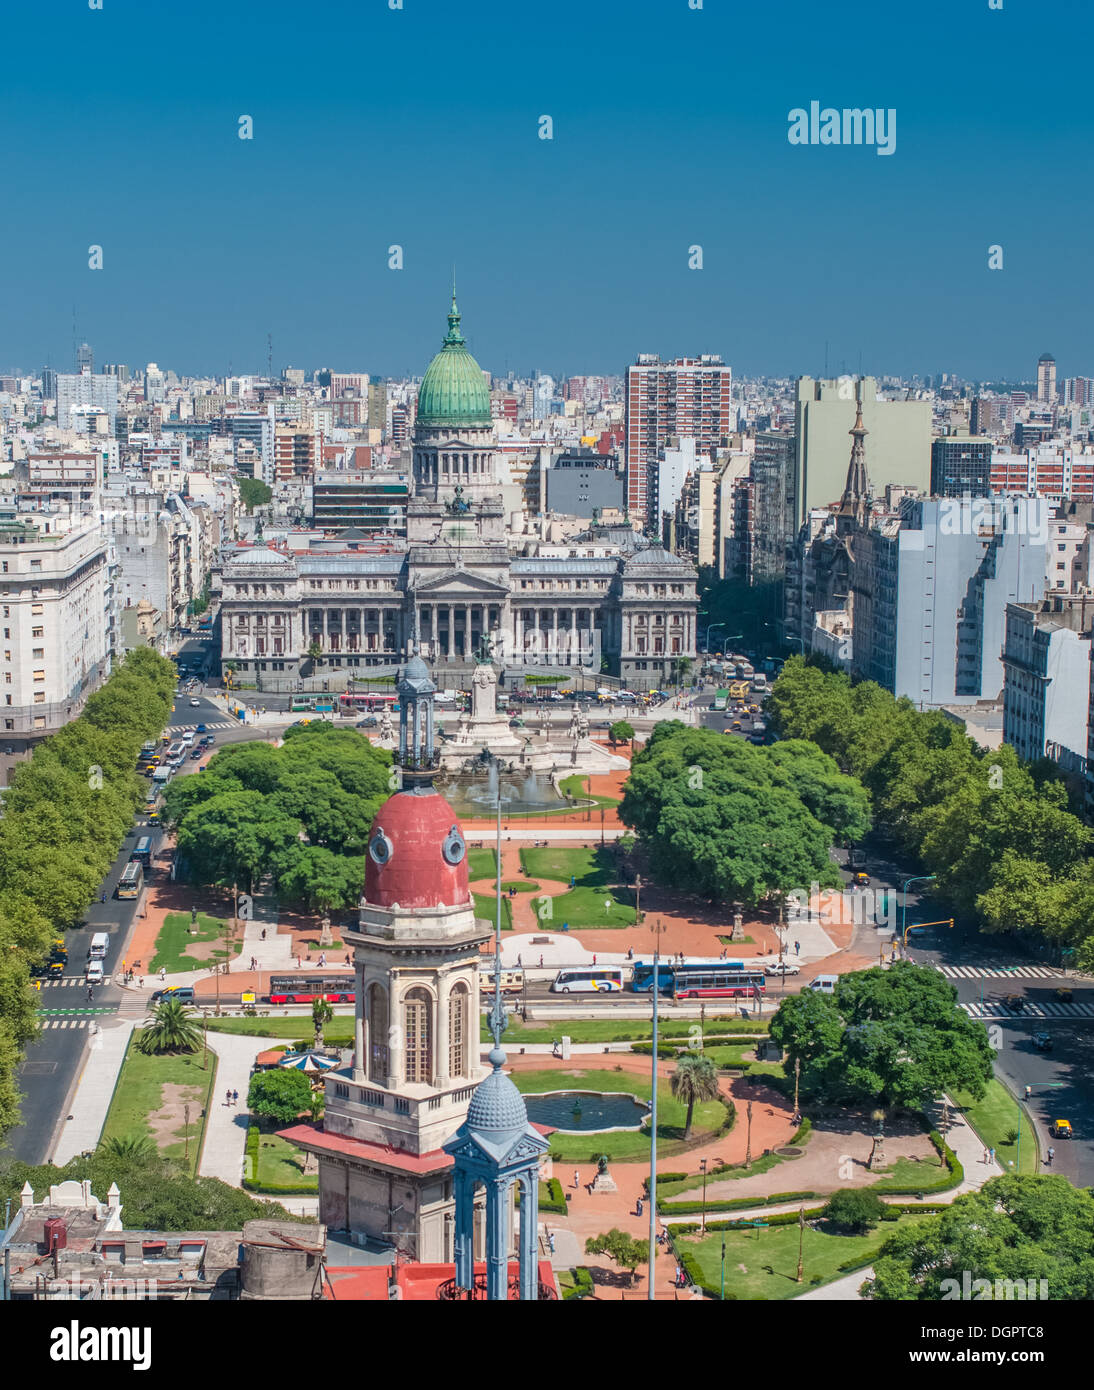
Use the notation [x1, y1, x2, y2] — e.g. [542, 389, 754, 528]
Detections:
[2, 651, 1078, 1301]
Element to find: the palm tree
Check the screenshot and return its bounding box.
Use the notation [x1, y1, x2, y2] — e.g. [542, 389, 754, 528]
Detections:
[312, 997, 334, 1049]
[670, 1053, 721, 1140]
[136, 999, 202, 1056]
[99, 1133, 156, 1161]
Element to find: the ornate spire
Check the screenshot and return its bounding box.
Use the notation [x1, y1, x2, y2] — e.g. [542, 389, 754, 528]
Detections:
[839, 385, 871, 525]
[444, 280, 464, 346]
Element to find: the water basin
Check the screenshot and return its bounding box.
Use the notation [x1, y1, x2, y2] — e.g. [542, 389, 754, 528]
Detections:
[522, 1090, 649, 1133]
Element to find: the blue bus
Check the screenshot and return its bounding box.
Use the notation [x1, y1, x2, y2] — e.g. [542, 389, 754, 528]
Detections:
[132, 836, 153, 867]
[631, 958, 745, 994]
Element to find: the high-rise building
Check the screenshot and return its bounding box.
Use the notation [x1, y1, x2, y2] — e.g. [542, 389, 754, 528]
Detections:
[1037, 352, 1057, 404]
[793, 377, 930, 524]
[55, 371, 118, 432]
[76, 342, 94, 375]
[930, 436, 993, 498]
[40, 366, 57, 400]
[231, 407, 275, 483]
[751, 430, 797, 581]
[274, 423, 318, 482]
[1003, 595, 1091, 774]
[625, 355, 732, 530]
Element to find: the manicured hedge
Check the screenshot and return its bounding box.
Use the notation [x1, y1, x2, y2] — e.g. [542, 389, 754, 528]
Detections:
[562, 1266, 594, 1300]
[660, 1188, 819, 1216]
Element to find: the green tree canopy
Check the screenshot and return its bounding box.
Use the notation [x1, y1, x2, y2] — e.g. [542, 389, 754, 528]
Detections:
[238, 477, 273, 512]
[248, 1067, 315, 1125]
[864, 1175, 1094, 1300]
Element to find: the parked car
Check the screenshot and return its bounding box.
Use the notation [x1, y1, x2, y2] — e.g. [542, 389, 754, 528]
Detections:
[764, 959, 801, 976]
[150, 986, 196, 1005]
[1032, 1032, 1053, 1052]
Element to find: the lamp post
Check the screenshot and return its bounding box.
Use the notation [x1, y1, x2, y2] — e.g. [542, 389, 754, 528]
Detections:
[700, 1158, 708, 1234]
[745, 1098, 754, 1170]
[647, 916, 668, 1301]
[704, 623, 726, 655]
[901, 875, 936, 940]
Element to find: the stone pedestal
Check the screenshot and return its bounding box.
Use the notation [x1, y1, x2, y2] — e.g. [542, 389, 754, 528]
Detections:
[589, 1169, 617, 1194]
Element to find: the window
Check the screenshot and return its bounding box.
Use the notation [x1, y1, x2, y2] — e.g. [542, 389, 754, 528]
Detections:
[449, 983, 468, 1079]
[368, 984, 388, 1082]
[34, 692, 45, 703]
[34, 670, 46, 681]
[31, 604, 42, 615]
[404, 987, 433, 1084]
[32, 648, 43, 659]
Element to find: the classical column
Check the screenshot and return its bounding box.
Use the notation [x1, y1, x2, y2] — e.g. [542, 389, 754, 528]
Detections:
[486, 1177, 510, 1301]
[464, 604, 472, 660]
[518, 1171, 540, 1301]
[453, 1170, 476, 1290]
[570, 609, 578, 667]
[387, 988, 404, 1089]
[354, 968, 366, 1082]
[481, 604, 489, 652]
[434, 978, 450, 1089]
[447, 605, 455, 661]
[515, 609, 523, 661]
[551, 609, 559, 666]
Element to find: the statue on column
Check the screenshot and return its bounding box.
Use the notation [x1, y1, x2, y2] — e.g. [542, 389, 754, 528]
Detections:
[378, 707, 394, 743]
[471, 660, 497, 720]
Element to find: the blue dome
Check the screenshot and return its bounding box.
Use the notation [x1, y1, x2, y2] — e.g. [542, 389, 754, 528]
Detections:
[466, 1058, 528, 1133]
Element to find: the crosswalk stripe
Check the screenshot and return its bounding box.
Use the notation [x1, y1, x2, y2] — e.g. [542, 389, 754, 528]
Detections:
[962, 1000, 1094, 1020]
[938, 964, 1068, 981]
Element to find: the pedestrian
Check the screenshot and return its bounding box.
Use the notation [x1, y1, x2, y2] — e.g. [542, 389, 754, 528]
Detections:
[159, 966, 166, 982]
[226, 1090, 232, 1107]
[87, 987, 94, 1003]
[1047, 1146, 1055, 1164]
[318, 952, 326, 968]
[983, 1146, 989, 1164]
[636, 1197, 643, 1217]
[794, 940, 800, 956]
[593, 954, 597, 966]
[517, 953, 522, 967]
[989, 1147, 996, 1165]
[573, 1169, 580, 1189]
[296, 955, 302, 969]
[627, 947, 633, 961]
[100, 892, 107, 904]
[232, 1089, 239, 1106]
[138, 977, 144, 989]
[539, 955, 544, 968]
[260, 928, 266, 941]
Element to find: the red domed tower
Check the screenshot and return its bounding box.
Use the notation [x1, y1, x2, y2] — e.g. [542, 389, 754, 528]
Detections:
[284, 658, 491, 1263]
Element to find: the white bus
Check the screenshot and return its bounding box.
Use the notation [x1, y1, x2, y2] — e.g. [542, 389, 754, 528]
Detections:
[550, 967, 625, 994]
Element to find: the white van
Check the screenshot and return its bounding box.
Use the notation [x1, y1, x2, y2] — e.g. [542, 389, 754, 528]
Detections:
[88, 931, 109, 960]
[180, 730, 195, 747]
[85, 960, 104, 985]
[808, 974, 839, 995]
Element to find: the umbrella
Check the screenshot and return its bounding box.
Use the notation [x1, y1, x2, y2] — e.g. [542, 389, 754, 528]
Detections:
[278, 1051, 339, 1074]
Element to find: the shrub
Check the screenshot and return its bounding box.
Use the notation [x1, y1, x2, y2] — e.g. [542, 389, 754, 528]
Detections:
[789, 1117, 812, 1145]
[821, 1188, 887, 1233]
[562, 1266, 594, 1300]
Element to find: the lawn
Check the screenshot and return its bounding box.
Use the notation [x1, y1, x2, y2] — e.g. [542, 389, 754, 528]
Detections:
[467, 848, 498, 881]
[152, 911, 244, 975]
[472, 892, 512, 930]
[558, 773, 620, 809]
[101, 1035, 216, 1175]
[518, 845, 616, 886]
[530, 885, 635, 928]
[679, 1217, 912, 1299]
[204, 1014, 355, 1043]
[484, 1016, 767, 1045]
[500, 880, 540, 893]
[248, 1126, 318, 1193]
[513, 1067, 731, 1161]
[951, 1078, 1038, 1174]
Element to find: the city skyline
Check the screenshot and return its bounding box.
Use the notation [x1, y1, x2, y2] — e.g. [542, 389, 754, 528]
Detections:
[2, 0, 1091, 380]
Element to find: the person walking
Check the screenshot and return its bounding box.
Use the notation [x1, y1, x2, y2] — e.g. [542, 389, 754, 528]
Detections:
[225, 1090, 232, 1107]
[86, 987, 94, 1003]
[232, 1089, 239, 1107]
[988, 1147, 996, 1165]
[573, 1169, 580, 1189]
[794, 940, 801, 956]
[159, 966, 166, 982]
[1047, 1146, 1055, 1165]
[260, 928, 266, 942]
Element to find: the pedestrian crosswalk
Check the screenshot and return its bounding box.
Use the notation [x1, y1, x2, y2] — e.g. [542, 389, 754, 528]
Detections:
[169, 719, 237, 734]
[937, 965, 1063, 980]
[39, 1018, 94, 1030]
[961, 1000, 1094, 1020]
[40, 977, 93, 988]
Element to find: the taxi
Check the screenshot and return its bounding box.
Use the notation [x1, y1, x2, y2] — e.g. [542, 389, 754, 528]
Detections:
[1051, 1119, 1073, 1139]
[853, 871, 870, 886]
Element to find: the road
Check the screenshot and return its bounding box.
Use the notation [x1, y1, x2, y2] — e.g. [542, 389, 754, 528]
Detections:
[0, 684, 259, 1167]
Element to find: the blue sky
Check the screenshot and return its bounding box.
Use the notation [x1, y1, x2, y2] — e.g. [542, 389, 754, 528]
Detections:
[1, 0, 1089, 382]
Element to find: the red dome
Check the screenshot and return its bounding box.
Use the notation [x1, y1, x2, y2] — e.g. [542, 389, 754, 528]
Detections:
[363, 787, 471, 910]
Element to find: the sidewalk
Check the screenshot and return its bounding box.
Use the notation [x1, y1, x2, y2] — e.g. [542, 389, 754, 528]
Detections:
[51, 1019, 138, 1166]
[198, 1031, 262, 1186]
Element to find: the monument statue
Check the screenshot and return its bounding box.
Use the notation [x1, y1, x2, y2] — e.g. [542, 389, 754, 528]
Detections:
[378, 707, 394, 742]
[471, 660, 498, 720]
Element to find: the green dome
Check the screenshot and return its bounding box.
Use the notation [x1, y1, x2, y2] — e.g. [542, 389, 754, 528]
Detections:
[416, 295, 492, 429]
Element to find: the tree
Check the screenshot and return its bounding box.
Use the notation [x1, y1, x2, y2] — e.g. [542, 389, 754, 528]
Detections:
[619, 723, 858, 909]
[312, 997, 334, 1049]
[669, 1053, 721, 1140]
[609, 720, 635, 748]
[769, 963, 994, 1109]
[99, 1134, 156, 1162]
[136, 1000, 202, 1056]
[273, 844, 365, 913]
[0, 1153, 299, 1232]
[238, 477, 272, 513]
[822, 1188, 886, 1233]
[248, 1067, 315, 1125]
[584, 1228, 648, 1285]
[864, 1175, 1094, 1300]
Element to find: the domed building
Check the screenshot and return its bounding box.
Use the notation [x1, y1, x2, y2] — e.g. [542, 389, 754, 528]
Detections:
[218, 292, 699, 687]
[281, 671, 495, 1262]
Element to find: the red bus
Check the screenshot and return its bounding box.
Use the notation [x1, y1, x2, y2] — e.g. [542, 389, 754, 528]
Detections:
[670, 966, 766, 1000]
[268, 974, 355, 1004]
[338, 692, 397, 714]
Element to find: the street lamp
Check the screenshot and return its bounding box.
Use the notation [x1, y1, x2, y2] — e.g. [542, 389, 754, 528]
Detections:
[901, 875, 936, 940]
[703, 622, 726, 654]
[699, 1158, 708, 1234]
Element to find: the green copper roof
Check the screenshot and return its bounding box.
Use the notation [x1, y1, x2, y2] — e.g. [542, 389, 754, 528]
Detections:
[416, 294, 492, 429]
